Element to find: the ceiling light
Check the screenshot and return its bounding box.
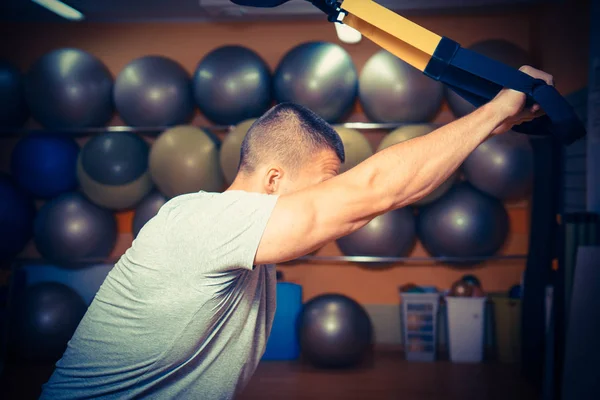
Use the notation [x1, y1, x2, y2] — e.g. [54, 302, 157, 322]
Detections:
[32, 0, 85, 21]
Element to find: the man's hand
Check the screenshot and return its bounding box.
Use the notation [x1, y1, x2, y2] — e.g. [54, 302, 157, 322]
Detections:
[490, 65, 555, 135]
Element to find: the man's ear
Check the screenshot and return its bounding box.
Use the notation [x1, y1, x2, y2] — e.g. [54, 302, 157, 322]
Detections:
[263, 167, 284, 194]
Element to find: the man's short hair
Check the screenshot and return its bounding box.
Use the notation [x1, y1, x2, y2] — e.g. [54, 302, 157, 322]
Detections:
[238, 103, 345, 176]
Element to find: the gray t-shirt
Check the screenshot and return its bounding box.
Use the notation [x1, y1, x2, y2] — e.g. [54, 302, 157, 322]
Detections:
[40, 190, 279, 400]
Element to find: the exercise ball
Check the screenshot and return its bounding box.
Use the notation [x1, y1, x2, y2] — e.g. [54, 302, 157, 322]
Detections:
[220, 119, 255, 184]
[114, 56, 194, 127]
[418, 183, 509, 259]
[193, 46, 272, 125]
[337, 208, 416, 257]
[149, 126, 224, 197]
[13, 282, 87, 361]
[11, 134, 79, 198]
[132, 191, 168, 238]
[299, 294, 372, 368]
[25, 48, 113, 129]
[34, 192, 117, 264]
[77, 132, 152, 210]
[377, 124, 458, 205]
[274, 42, 357, 123]
[0, 174, 36, 261]
[464, 132, 533, 201]
[0, 60, 28, 128]
[446, 40, 533, 118]
[359, 50, 444, 123]
[333, 126, 373, 174]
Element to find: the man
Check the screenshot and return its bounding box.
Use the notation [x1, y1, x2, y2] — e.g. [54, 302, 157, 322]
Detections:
[40, 65, 552, 399]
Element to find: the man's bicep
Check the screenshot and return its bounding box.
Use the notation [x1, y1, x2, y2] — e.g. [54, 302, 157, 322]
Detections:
[254, 194, 319, 265]
[255, 179, 377, 265]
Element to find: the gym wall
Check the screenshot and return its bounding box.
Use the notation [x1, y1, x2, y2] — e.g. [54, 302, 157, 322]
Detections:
[0, 0, 589, 317]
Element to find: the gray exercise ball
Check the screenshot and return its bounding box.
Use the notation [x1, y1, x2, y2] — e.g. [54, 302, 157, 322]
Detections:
[25, 48, 113, 129]
[377, 124, 458, 205]
[274, 42, 357, 123]
[13, 282, 87, 361]
[193, 46, 272, 125]
[446, 40, 533, 118]
[34, 192, 117, 264]
[77, 132, 153, 210]
[299, 294, 373, 368]
[220, 119, 255, 184]
[0, 60, 28, 128]
[463, 131, 533, 201]
[114, 56, 194, 127]
[359, 50, 444, 123]
[333, 126, 373, 174]
[132, 191, 168, 238]
[149, 126, 224, 198]
[337, 208, 416, 257]
[417, 183, 509, 260]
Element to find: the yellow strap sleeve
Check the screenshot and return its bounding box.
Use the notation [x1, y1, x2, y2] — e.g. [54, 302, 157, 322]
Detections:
[341, 0, 442, 71]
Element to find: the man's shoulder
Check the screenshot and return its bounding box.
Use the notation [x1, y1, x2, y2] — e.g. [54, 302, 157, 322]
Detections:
[160, 190, 277, 221]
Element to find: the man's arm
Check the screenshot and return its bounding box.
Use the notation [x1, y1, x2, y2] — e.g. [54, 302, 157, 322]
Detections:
[255, 66, 551, 265]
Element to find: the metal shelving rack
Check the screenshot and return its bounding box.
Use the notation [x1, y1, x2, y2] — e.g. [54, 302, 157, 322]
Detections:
[1, 120, 532, 265]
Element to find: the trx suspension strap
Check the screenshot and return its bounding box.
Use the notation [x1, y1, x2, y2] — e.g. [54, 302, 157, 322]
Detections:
[231, 0, 586, 145]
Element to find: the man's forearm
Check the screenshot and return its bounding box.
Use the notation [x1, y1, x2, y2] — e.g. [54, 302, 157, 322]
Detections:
[362, 102, 506, 211]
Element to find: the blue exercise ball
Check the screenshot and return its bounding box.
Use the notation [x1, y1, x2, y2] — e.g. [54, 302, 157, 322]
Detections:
[11, 134, 79, 198]
[34, 192, 117, 264]
[418, 183, 510, 260]
[0, 60, 28, 129]
[132, 191, 167, 238]
[114, 56, 194, 127]
[24, 48, 113, 129]
[274, 42, 357, 123]
[193, 46, 272, 125]
[77, 132, 153, 210]
[0, 174, 36, 261]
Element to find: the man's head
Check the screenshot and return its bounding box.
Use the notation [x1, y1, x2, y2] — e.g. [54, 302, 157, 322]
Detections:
[230, 103, 345, 195]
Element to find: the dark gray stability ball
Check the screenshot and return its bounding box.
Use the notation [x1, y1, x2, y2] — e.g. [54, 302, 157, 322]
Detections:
[337, 208, 416, 257]
[193, 46, 272, 125]
[34, 192, 117, 264]
[359, 50, 444, 123]
[0, 60, 28, 128]
[80, 132, 149, 186]
[114, 56, 194, 127]
[463, 132, 534, 201]
[417, 183, 510, 260]
[77, 132, 153, 210]
[132, 191, 168, 238]
[12, 282, 87, 361]
[274, 42, 357, 123]
[299, 294, 373, 368]
[446, 39, 534, 118]
[25, 48, 113, 129]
